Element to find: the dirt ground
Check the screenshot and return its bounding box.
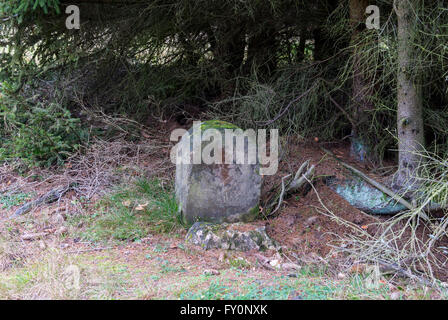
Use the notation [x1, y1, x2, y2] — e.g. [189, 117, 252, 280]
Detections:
[1, 123, 448, 299]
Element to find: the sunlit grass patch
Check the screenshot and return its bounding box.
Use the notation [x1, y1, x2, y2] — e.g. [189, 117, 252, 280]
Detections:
[0, 249, 141, 300]
[178, 275, 300, 300]
[176, 266, 402, 300]
[69, 178, 182, 242]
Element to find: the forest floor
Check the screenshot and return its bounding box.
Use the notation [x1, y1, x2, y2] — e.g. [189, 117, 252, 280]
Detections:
[0, 121, 447, 300]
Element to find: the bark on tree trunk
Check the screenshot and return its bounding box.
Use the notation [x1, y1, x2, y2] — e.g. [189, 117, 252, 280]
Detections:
[349, 0, 375, 162]
[296, 27, 307, 63]
[394, 0, 425, 188]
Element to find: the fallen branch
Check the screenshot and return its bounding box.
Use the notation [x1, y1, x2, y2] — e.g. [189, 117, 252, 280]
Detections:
[306, 174, 438, 287]
[335, 245, 435, 287]
[65, 246, 114, 254]
[21, 232, 49, 241]
[263, 160, 315, 217]
[6, 184, 75, 220]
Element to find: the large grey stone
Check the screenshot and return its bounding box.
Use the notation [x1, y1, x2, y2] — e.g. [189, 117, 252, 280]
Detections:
[185, 222, 278, 251]
[175, 120, 261, 224]
[325, 176, 406, 215]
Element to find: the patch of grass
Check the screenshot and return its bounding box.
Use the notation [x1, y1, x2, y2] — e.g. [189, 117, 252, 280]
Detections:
[1, 243, 444, 300]
[228, 257, 251, 270]
[0, 249, 140, 299]
[177, 264, 415, 300]
[157, 258, 187, 274]
[70, 178, 182, 242]
[179, 276, 298, 300]
[0, 192, 32, 209]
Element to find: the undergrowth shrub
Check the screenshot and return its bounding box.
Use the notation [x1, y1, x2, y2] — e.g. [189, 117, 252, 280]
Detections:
[0, 81, 88, 167]
[211, 66, 351, 141]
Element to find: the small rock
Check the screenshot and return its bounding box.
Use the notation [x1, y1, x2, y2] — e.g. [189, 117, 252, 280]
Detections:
[185, 222, 278, 252]
[269, 259, 280, 268]
[326, 177, 407, 215]
[203, 269, 220, 276]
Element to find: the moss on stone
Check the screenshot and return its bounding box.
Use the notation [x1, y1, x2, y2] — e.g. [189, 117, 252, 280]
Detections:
[200, 120, 239, 131]
[240, 204, 260, 223]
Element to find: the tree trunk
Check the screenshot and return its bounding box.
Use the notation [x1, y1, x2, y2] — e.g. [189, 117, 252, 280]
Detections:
[393, 0, 425, 188]
[349, 0, 375, 162]
[296, 27, 307, 63]
[209, 22, 246, 96]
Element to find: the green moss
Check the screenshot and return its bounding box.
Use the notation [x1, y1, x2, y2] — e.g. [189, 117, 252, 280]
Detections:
[240, 204, 260, 222]
[200, 120, 239, 131]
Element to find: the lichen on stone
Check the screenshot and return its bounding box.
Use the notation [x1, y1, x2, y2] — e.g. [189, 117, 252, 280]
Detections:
[185, 222, 278, 252]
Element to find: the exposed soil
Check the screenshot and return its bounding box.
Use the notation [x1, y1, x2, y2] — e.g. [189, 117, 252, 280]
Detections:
[262, 138, 448, 281]
[263, 139, 378, 257]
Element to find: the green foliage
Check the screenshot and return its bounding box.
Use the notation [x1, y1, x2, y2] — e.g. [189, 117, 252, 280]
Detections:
[179, 277, 298, 300]
[179, 271, 396, 300]
[0, 0, 447, 167]
[71, 178, 182, 242]
[213, 66, 349, 141]
[0, 81, 87, 167]
[0, 0, 332, 115]
[0, 0, 60, 20]
[228, 257, 251, 270]
[0, 191, 32, 209]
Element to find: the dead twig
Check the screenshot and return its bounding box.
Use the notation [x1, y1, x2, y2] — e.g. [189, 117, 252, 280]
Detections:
[263, 160, 315, 217]
[6, 184, 75, 220]
[65, 246, 114, 254]
[256, 86, 315, 126]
